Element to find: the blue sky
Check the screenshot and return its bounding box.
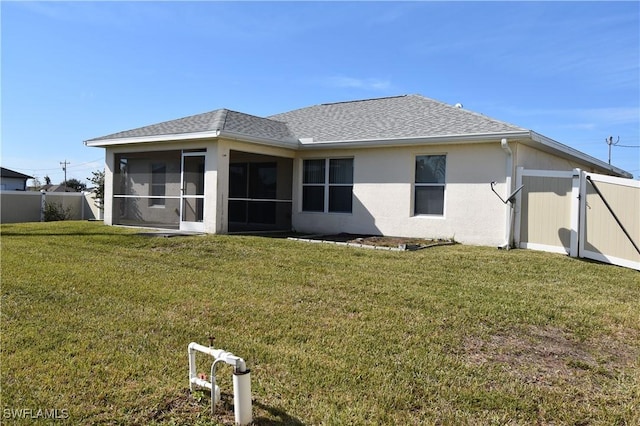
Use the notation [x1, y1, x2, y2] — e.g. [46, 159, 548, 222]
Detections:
[2, 1, 639, 185]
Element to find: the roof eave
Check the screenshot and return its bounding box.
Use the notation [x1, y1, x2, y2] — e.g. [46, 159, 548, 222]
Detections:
[84, 129, 299, 149]
[298, 131, 532, 150]
[84, 130, 222, 147]
[528, 131, 632, 178]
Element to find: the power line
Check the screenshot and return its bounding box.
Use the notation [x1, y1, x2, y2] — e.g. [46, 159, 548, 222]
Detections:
[7, 158, 103, 173]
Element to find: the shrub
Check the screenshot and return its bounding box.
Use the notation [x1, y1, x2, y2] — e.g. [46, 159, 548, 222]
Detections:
[43, 201, 72, 221]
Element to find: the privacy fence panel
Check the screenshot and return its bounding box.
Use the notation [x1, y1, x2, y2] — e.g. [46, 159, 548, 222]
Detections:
[0, 191, 100, 224]
[580, 173, 639, 270]
[515, 168, 639, 270]
[0, 191, 44, 223]
[515, 169, 578, 255]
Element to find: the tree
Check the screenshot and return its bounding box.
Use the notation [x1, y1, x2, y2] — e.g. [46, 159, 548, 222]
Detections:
[44, 175, 51, 185]
[88, 169, 105, 209]
[61, 178, 87, 192]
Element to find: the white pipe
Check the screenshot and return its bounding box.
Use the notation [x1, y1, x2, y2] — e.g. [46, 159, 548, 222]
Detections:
[233, 371, 252, 425]
[188, 342, 252, 425]
[188, 342, 247, 372]
[500, 138, 514, 249]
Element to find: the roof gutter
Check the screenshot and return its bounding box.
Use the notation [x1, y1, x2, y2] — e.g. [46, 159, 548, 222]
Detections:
[84, 130, 222, 147]
[84, 130, 299, 150]
[298, 131, 531, 150]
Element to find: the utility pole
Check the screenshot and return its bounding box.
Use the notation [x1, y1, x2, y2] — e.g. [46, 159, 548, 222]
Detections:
[60, 160, 70, 191]
[605, 136, 619, 165]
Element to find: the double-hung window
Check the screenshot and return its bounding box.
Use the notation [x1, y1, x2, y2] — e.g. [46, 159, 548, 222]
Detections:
[303, 158, 353, 213]
[414, 155, 446, 215]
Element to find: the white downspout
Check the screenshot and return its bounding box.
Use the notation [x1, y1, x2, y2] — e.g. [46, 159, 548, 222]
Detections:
[500, 138, 513, 249]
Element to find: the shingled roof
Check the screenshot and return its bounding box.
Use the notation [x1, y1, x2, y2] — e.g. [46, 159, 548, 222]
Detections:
[1, 167, 33, 180]
[268, 94, 525, 142]
[86, 94, 525, 145]
[87, 109, 297, 143]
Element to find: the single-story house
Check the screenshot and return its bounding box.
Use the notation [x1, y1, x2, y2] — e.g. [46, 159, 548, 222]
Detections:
[1, 167, 34, 191]
[85, 94, 631, 247]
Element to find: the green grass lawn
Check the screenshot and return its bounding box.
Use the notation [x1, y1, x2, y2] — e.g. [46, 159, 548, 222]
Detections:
[2, 221, 639, 425]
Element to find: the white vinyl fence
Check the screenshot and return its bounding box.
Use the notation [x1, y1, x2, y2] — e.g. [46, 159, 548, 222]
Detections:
[515, 168, 639, 270]
[0, 191, 102, 223]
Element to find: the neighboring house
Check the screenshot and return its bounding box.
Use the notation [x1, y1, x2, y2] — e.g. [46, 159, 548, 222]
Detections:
[41, 184, 73, 193]
[0, 167, 33, 191]
[85, 94, 631, 247]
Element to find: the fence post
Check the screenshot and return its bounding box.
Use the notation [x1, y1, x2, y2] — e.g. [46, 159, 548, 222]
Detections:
[40, 190, 46, 222]
[578, 171, 587, 259]
[81, 191, 86, 220]
[569, 169, 581, 258]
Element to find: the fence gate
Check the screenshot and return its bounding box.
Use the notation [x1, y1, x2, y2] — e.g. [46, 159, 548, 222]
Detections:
[515, 168, 639, 270]
[579, 172, 639, 270]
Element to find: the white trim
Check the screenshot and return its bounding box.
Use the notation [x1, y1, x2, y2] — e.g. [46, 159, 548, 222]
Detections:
[519, 169, 576, 178]
[180, 152, 206, 233]
[520, 242, 570, 255]
[412, 154, 447, 218]
[569, 169, 581, 258]
[85, 131, 221, 147]
[301, 157, 354, 214]
[581, 250, 640, 271]
[299, 131, 530, 150]
[584, 172, 640, 187]
[113, 195, 181, 199]
[578, 170, 587, 258]
[85, 129, 300, 150]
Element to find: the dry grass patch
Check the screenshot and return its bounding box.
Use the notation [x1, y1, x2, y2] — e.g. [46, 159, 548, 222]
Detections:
[464, 326, 639, 385]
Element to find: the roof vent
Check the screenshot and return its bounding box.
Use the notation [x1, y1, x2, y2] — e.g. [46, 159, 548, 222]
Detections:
[455, 103, 463, 109]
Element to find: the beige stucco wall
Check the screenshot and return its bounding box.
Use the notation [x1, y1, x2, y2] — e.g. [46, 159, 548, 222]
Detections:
[292, 143, 510, 246]
[97, 136, 620, 247]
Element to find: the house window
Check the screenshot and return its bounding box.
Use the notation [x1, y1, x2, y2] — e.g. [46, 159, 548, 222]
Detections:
[150, 162, 166, 206]
[302, 158, 353, 213]
[414, 155, 446, 215]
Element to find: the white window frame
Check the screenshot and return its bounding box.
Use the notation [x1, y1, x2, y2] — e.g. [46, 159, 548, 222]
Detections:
[302, 157, 354, 214]
[413, 154, 446, 217]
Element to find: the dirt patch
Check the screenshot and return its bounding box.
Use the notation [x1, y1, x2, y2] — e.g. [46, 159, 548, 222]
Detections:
[294, 233, 456, 250]
[462, 326, 639, 388]
[145, 388, 236, 424]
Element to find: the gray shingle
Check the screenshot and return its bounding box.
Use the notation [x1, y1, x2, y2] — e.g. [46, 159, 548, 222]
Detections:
[268, 94, 525, 142]
[87, 94, 525, 144]
[87, 109, 296, 143]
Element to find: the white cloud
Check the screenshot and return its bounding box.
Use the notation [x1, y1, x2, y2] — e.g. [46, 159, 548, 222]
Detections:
[325, 76, 392, 91]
